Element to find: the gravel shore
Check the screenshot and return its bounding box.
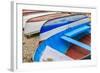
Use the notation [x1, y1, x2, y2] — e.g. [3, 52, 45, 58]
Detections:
[22, 33, 40, 62]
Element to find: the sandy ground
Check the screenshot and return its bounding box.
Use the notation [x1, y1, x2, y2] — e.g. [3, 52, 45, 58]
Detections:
[22, 33, 40, 62]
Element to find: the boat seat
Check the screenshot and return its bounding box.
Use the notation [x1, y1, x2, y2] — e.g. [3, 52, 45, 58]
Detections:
[61, 36, 91, 51]
[64, 25, 90, 37]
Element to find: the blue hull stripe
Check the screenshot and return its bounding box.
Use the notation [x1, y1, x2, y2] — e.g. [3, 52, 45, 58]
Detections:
[40, 17, 88, 33]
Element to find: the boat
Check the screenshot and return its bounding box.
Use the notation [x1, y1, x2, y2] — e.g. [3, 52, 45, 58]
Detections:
[32, 14, 91, 62]
[23, 11, 72, 35]
[23, 10, 58, 31]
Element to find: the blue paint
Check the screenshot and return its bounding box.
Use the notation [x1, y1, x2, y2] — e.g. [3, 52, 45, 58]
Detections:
[43, 15, 88, 27]
[61, 36, 91, 51]
[33, 41, 47, 61]
[33, 16, 91, 62]
[33, 30, 71, 61]
[45, 30, 71, 54]
[33, 24, 90, 61]
[64, 25, 90, 37]
[40, 21, 71, 33]
[40, 16, 88, 33]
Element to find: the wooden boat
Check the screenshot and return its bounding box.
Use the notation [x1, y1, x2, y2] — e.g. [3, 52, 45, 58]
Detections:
[66, 35, 91, 60]
[23, 10, 57, 30]
[32, 15, 91, 62]
[22, 9, 48, 16]
[24, 12, 83, 35]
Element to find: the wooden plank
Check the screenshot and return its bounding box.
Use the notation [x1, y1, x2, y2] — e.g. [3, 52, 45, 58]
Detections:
[61, 36, 91, 51]
[66, 35, 90, 59]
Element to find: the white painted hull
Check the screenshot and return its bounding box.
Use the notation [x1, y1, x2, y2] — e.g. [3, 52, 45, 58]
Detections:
[40, 46, 73, 61]
[24, 21, 47, 35]
[23, 12, 57, 28]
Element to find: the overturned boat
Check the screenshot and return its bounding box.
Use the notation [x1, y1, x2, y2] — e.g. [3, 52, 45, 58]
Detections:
[23, 12, 72, 35]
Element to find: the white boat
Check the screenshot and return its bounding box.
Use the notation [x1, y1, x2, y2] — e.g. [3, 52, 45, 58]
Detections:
[23, 11, 58, 29]
[23, 12, 71, 35]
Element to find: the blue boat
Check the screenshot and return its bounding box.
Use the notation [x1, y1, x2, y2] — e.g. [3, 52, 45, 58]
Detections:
[32, 14, 91, 62]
